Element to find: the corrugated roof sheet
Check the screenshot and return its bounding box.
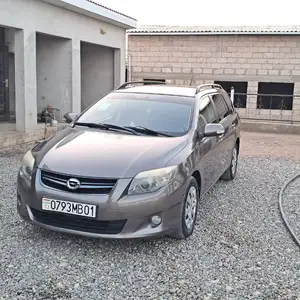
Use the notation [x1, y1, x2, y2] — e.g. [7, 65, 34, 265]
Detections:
[86, 0, 137, 21]
[128, 25, 300, 35]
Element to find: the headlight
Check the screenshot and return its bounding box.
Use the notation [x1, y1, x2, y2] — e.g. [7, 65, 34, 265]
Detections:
[19, 150, 35, 181]
[128, 166, 178, 195]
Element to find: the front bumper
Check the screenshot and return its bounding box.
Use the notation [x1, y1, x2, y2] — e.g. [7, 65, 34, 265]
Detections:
[17, 169, 187, 239]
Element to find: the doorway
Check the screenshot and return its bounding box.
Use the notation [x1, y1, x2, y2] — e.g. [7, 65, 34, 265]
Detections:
[0, 27, 9, 122]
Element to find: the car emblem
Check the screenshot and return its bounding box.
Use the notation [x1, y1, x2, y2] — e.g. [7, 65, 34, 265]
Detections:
[66, 178, 81, 190]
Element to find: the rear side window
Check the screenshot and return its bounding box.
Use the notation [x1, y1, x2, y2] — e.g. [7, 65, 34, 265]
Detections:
[211, 93, 231, 121]
[221, 91, 234, 113]
[197, 96, 218, 133]
[200, 96, 218, 124]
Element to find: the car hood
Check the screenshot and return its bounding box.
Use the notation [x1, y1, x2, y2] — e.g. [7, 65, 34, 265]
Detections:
[35, 127, 188, 178]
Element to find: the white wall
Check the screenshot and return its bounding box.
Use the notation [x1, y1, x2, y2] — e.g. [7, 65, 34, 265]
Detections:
[0, 0, 127, 131]
[81, 42, 114, 110]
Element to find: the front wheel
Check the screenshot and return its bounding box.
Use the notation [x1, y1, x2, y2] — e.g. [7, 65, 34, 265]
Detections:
[169, 177, 199, 240]
[221, 144, 239, 181]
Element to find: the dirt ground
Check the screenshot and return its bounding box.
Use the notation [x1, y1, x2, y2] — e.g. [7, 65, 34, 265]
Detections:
[240, 131, 300, 161]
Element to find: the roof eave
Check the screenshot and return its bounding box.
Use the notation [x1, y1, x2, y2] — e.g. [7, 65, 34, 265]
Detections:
[43, 0, 137, 29]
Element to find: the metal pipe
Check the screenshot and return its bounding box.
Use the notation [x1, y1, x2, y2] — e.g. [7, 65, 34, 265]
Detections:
[230, 86, 235, 104]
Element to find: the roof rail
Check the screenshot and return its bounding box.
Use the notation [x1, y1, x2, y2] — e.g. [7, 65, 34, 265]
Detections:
[195, 84, 222, 94]
[117, 80, 166, 90]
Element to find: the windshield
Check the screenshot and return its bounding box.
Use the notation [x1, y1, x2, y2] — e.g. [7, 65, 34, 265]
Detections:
[76, 92, 194, 137]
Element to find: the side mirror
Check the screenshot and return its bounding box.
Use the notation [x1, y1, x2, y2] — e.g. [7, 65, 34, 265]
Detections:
[63, 112, 78, 124]
[204, 123, 225, 137]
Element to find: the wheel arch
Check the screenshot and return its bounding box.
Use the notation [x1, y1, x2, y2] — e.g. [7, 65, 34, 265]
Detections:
[191, 170, 202, 195]
[236, 137, 240, 154]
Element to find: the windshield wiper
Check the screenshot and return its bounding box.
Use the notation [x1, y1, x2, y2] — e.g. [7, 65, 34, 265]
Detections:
[74, 122, 140, 136]
[126, 126, 172, 137]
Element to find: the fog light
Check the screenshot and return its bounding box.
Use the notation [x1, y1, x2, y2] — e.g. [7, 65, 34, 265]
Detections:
[151, 215, 162, 227]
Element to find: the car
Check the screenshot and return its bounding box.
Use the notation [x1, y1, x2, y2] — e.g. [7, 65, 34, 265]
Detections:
[17, 81, 241, 240]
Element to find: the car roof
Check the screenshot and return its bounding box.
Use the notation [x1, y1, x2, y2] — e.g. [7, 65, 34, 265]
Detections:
[114, 85, 197, 97]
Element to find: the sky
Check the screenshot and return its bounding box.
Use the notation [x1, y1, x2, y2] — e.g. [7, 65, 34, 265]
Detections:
[96, 0, 300, 26]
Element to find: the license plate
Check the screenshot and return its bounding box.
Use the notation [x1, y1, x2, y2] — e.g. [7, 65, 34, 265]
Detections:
[42, 198, 97, 218]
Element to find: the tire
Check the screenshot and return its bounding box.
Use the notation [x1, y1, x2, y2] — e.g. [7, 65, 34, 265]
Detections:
[169, 177, 199, 240]
[221, 143, 239, 181]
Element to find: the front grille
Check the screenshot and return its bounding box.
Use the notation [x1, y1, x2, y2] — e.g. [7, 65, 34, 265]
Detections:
[40, 170, 117, 194]
[31, 208, 126, 235]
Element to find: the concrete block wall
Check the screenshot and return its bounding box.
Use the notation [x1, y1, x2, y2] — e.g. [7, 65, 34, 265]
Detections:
[128, 35, 300, 82]
[128, 34, 300, 121]
[0, 124, 67, 151]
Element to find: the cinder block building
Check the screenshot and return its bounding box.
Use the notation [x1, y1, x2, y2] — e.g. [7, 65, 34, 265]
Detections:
[127, 25, 300, 122]
[0, 0, 136, 136]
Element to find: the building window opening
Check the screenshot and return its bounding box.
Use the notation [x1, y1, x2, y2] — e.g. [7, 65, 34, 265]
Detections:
[214, 81, 248, 108]
[257, 82, 294, 110]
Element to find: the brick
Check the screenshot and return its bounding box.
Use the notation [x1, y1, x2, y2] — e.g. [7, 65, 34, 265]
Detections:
[257, 70, 268, 75]
[253, 53, 263, 58]
[213, 69, 223, 75]
[263, 53, 273, 59]
[224, 69, 234, 74]
[162, 67, 172, 73]
[231, 63, 242, 69]
[268, 70, 279, 75]
[280, 70, 292, 76]
[182, 68, 192, 73]
[251, 64, 262, 69]
[177, 57, 187, 63]
[207, 57, 217, 63]
[181, 62, 192, 68]
[242, 53, 252, 58]
[172, 67, 181, 73]
[246, 69, 257, 75]
[258, 47, 268, 52]
[236, 69, 246, 75]
[203, 68, 212, 74]
[187, 57, 197, 63]
[270, 47, 280, 53]
[193, 68, 203, 73]
[1, 141, 9, 148]
[133, 67, 142, 72]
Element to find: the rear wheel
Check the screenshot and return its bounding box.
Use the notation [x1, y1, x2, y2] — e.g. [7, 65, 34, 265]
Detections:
[169, 177, 199, 240]
[221, 144, 239, 181]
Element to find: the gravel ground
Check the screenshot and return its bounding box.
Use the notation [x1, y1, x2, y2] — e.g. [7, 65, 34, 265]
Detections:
[281, 176, 300, 245]
[1, 150, 300, 300]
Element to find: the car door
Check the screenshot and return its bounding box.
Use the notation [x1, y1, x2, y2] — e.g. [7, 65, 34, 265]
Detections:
[195, 95, 220, 193]
[210, 93, 236, 176]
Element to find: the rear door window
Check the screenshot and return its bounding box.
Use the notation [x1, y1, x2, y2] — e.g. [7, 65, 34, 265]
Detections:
[211, 93, 231, 121]
[197, 96, 218, 133]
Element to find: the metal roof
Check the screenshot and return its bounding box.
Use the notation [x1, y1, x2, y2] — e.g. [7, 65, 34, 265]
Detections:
[127, 25, 300, 35]
[86, 0, 137, 21]
[43, 0, 137, 29]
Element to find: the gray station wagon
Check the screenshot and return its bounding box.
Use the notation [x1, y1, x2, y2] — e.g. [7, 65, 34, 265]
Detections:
[17, 81, 241, 240]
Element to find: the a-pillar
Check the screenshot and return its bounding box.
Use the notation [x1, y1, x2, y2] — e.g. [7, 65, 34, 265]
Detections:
[14, 29, 37, 132]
